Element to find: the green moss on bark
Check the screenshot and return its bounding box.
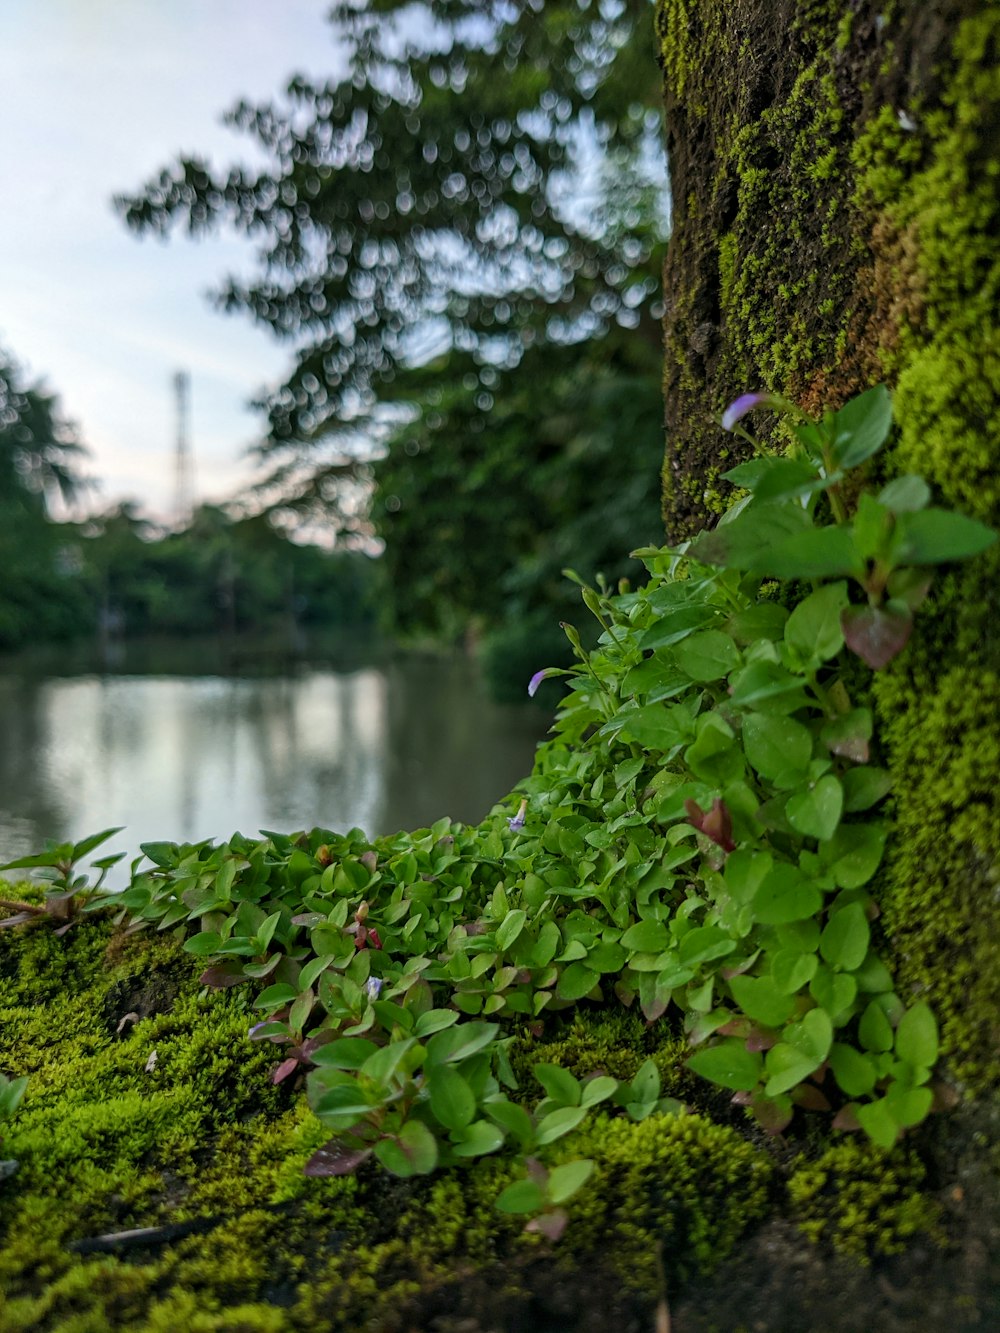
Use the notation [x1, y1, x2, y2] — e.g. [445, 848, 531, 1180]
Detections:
[656, 0, 1000, 1090]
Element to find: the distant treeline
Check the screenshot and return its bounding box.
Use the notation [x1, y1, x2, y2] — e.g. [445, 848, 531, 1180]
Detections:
[0, 501, 379, 652]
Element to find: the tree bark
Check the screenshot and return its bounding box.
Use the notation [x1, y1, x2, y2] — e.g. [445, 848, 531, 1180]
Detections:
[657, 0, 1000, 1089]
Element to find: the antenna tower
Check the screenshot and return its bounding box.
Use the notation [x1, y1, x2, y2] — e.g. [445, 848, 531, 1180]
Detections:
[172, 370, 195, 528]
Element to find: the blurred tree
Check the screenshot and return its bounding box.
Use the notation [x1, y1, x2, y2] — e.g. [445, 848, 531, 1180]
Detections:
[0, 349, 89, 647]
[116, 0, 667, 656]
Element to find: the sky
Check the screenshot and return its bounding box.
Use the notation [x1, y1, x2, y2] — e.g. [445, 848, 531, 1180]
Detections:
[0, 1, 344, 520]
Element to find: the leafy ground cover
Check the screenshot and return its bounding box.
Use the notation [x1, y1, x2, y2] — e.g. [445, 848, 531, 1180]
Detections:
[1, 388, 997, 1328]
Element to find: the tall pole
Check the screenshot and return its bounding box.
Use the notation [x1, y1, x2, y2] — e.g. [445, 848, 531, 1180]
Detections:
[173, 370, 194, 528]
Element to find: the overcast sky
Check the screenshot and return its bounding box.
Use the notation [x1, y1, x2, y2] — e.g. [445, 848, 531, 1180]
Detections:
[0, 1, 343, 519]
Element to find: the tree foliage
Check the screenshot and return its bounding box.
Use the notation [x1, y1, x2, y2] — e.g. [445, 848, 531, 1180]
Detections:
[116, 1, 667, 652]
[0, 349, 89, 647]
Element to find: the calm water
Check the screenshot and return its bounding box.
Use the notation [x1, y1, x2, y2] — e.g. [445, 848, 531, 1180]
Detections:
[0, 639, 549, 872]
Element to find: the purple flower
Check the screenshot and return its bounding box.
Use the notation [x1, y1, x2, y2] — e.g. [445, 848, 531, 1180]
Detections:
[507, 798, 528, 832]
[528, 668, 555, 698]
[364, 976, 382, 1002]
[721, 392, 771, 432]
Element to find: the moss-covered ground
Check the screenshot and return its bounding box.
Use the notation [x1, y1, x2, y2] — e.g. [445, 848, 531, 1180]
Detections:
[3, 892, 995, 1331]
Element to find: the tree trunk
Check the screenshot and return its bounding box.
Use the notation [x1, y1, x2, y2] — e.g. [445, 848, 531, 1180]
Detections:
[657, 0, 1000, 1093]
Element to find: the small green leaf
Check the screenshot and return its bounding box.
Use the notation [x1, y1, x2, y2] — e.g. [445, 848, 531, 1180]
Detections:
[724, 457, 822, 500]
[831, 385, 893, 468]
[428, 1066, 477, 1132]
[450, 1119, 506, 1157]
[413, 1009, 460, 1038]
[486, 1098, 535, 1147]
[877, 474, 930, 514]
[894, 1002, 938, 1068]
[809, 967, 857, 1019]
[496, 909, 527, 951]
[686, 1040, 763, 1091]
[770, 948, 819, 994]
[896, 508, 997, 565]
[555, 962, 600, 1002]
[535, 1106, 588, 1145]
[311, 1038, 379, 1071]
[750, 525, 861, 580]
[547, 1158, 595, 1204]
[425, 1022, 498, 1067]
[71, 827, 125, 861]
[620, 920, 671, 953]
[783, 582, 848, 664]
[533, 1063, 582, 1108]
[786, 1007, 833, 1064]
[841, 767, 892, 812]
[856, 1097, 899, 1149]
[764, 1042, 821, 1097]
[617, 703, 694, 751]
[786, 776, 844, 841]
[729, 661, 808, 709]
[753, 864, 823, 924]
[821, 710, 872, 764]
[689, 503, 812, 571]
[728, 974, 796, 1027]
[859, 1000, 894, 1052]
[829, 1043, 878, 1096]
[819, 903, 870, 972]
[677, 925, 737, 967]
[496, 1177, 546, 1215]
[742, 713, 813, 781]
[819, 823, 887, 888]
[675, 630, 741, 682]
[727, 603, 789, 645]
[374, 1120, 439, 1177]
[885, 1082, 933, 1128]
[580, 1076, 618, 1108]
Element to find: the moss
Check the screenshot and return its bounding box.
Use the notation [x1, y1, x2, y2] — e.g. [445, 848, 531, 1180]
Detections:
[788, 1139, 943, 1261]
[0, 913, 779, 1330]
[550, 1111, 773, 1293]
[849, 8, 1000, 1091]
[655, 0, 1000, 1091]
[507, 1006, 690, 1093]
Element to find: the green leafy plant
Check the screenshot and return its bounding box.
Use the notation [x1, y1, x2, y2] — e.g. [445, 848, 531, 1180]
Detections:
[5, 385, 993, 1224]
[0, 828, 124, 935]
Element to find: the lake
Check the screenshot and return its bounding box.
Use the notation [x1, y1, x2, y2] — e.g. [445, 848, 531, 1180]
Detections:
[0, 637, 550, 873]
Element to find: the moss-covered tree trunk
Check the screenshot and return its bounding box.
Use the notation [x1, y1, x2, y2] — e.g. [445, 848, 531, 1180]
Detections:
[656, 0, 1000, 1091]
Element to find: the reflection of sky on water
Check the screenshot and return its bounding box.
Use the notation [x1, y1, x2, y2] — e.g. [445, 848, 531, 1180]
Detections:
[0, 660, 546, 868]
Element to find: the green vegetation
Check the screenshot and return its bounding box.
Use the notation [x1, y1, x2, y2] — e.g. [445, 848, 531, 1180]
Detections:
[655, 0, 1000, 1097]
[115, 0, 668, 656]
[4, 383, 991, 1220]
[2, 382, 989, 1324]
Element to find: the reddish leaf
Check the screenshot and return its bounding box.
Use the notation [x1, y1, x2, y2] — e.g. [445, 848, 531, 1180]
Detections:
[930, 1080, 961, 1113]
[832, 1103, 863, 1132]
[304, 1139, 373, 1177]
[200, 961, 248, 989]
[792, 1084, 832, 1112]
[717, 1017, 752, 1039]
[750, 1094, 793, 1135]
[841, 604, 913, 670]
[525, 1208, 568, 1242]
[685, 798, 736, 853]
[291, 911, 325, 927]
[746, 1027, 778, 1053]
[272, 1057, 301, 1084]
[0, 912, 37, 929]
[525, 1157, 549, 1188]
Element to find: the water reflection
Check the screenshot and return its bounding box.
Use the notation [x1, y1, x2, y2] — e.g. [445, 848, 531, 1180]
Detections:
[0, 654, 548, 867]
